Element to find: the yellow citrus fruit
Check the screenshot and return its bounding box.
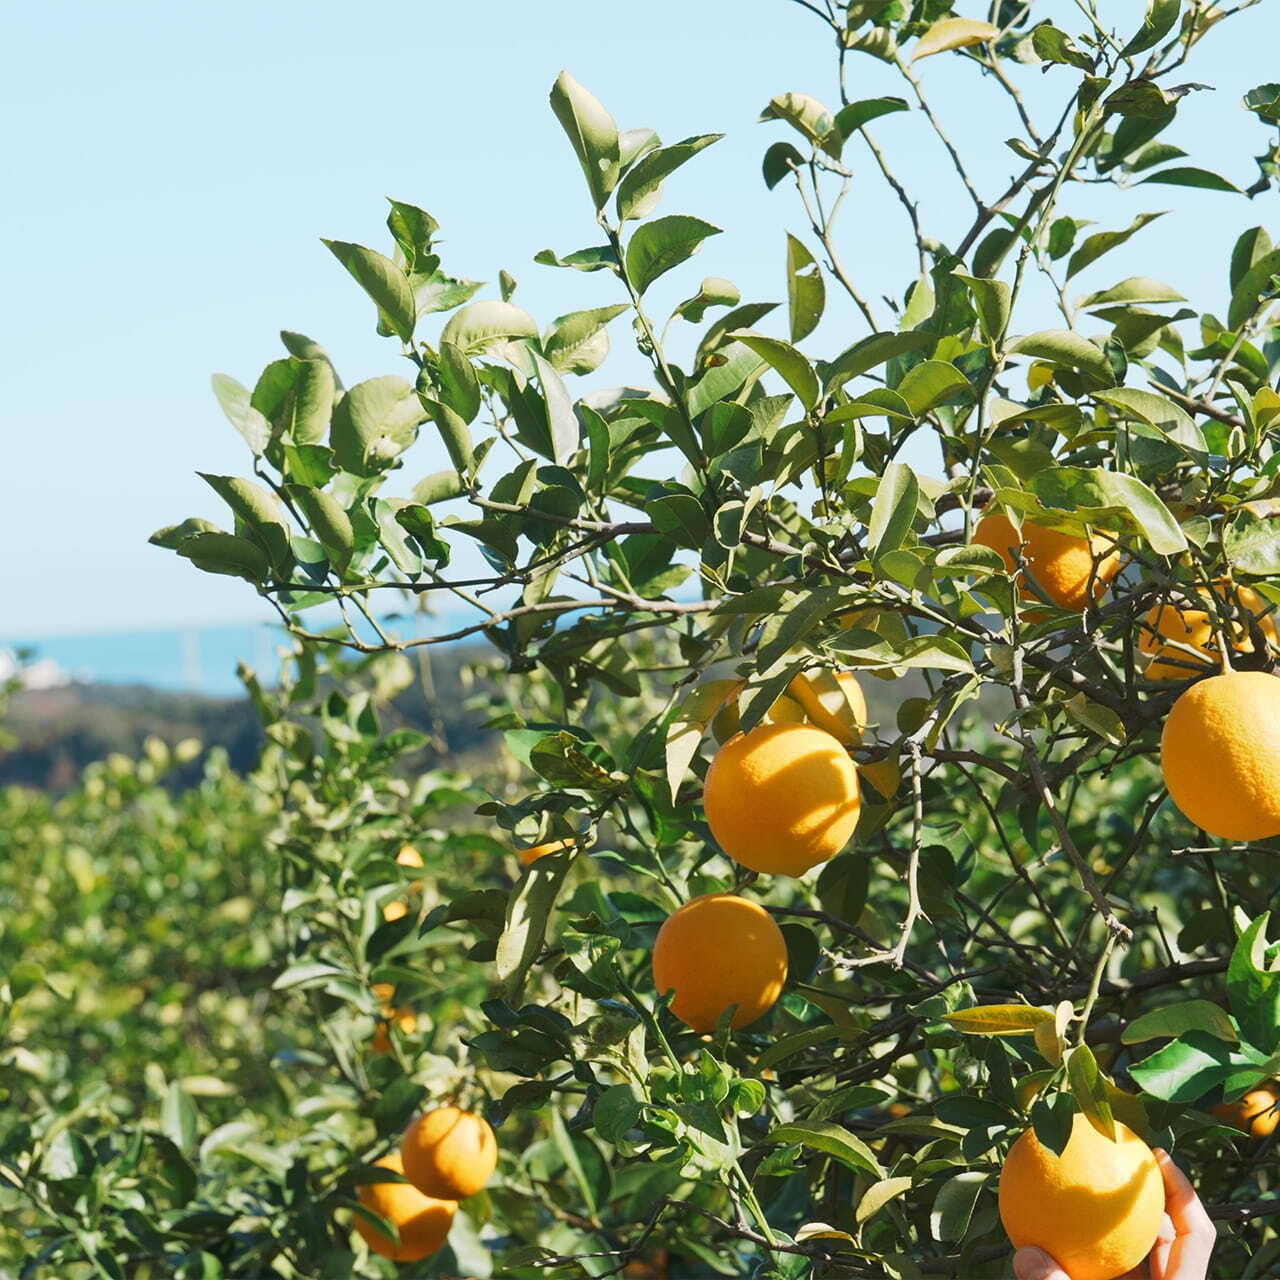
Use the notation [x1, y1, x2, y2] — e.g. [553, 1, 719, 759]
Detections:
[1160, 670, 1280, 841]
[354, 1153, 456, 1261]
[401, 1107, 498, 1201]
[517, 838, 574, 868]
[397, 844, 425, 869]
[998, 1113, 1163, 1280]
[973, 512, 1119, 613]
[1212, 1081, 1280, 1137]
[1140, 585, 1278, 680]
[704, 722, 860, 875]
[652, 893, 788, 1033]
[372, 982, 396, 1006]
[787, 670, 868, 745]
[383, 899, 411, 923]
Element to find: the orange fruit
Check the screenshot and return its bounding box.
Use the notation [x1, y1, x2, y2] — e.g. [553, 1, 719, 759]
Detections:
[397, 844, 425, 869]
[1160, 670, 1280, 841]
[401, 1107, 498, 1201]
[704, 722, 861, 876]
[517, 838, 575, 868]
[973, 512, 1119, 613]
[998, 1113, 1163, 1280]
[711, 690, 806, 744]
[652, 893, 788, 1033]
[787, 670, 868, 745]
[1212, 1081, 1280, 1137]
[354, 1153, 456, 1261]
[372, 1007, 418, 1053]
[383, 845, 426, 922]
[1140, 584, 1278, 680]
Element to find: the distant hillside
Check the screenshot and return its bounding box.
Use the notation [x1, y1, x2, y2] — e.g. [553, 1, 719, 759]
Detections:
[0, 644, 498, 791]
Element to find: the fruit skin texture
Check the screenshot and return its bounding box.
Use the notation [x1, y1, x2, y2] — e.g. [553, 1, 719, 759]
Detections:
[355, 1153, 456, 1261]
[1140, 585, 1278, 680]
[973, 513, 1119, 613]
[1160, 670, 1280, 841]
[999, 1114, 1164, 1280]
[401, 1107, 498, 1201]
[787, 670, 868, 745]
[1212, 1081, 1280, 1137]
[518, 838, 574, 868]
[704, 722, 861, 876]
[652, 893, 788, 1033]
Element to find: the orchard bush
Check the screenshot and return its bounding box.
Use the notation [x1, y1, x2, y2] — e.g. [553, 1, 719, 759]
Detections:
[10, 0, 1280, 1275]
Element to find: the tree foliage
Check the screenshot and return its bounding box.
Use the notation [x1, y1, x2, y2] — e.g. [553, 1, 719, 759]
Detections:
[9, 0, 1280, 1275]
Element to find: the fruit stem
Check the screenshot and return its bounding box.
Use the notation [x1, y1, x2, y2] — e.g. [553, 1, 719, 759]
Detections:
[1075, 932, 1118, 1047]
[732, 1162, 779, 1249]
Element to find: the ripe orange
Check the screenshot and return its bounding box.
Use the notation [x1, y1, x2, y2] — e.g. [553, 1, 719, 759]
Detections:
[1140, 584, 1278, 680]
[1212, 1081, 1280, 1137]
[401, 1107, 498, 1201]
[787, 670, 868, 745]
[652, 893, 788, 1033]
[1160, 670, 1280, 841]
[998, 1113, 1164, 1280]
[710, 690, 806, 744]
[397, 844, 424, 869]
[517, 838, 574, 868]
[372, 1007, 418, 1054]
[704, 722, 861, 875]
[973, 512, 1119, 613]
[383, 845, 426, 921]
[354, 1153, 456, 1261]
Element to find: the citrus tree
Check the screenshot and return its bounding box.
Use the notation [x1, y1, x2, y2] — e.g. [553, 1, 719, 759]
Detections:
[17, 0, 1280, 1274]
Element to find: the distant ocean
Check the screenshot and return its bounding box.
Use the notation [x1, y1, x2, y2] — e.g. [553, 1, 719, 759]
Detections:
[3, 607, 487, 699]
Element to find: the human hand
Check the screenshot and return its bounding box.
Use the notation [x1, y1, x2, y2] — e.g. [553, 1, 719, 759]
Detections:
[1012, 1149, 1216, 1280]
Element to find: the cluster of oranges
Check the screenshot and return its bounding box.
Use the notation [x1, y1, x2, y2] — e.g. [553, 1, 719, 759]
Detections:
[353, 1106, 497, 1262]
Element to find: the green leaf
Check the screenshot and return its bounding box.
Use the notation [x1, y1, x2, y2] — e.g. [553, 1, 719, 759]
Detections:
[866, 462, 919, 561]
[440, 300, 539, 355]
[1129, 1030, 1238, 1102]
[211, 373, 271, 456]
[1122, 1000, 1239, 1046]
[953, 272, 1011, 345]
[544, 304, 630, 375]
[1066, 1044, 1114, 1139]
[615, 134, 723, 222]
[833, 96, 909, 138]
[941, 1005, 1053, 1036]
[534, 244, 619, 273]
[762, 1121, 883, 1177]
[1079, 277, 1187, 308]
[856, 1177, 914, 1226]
[530, 353, 580, 465]
[1228, 914, 1280, 1055]
[625, 215, 721, 294]
[330, 376, 425, 475]
[895, 360, 970, 415]
[163, 1083, 199, 1155]
[385, 198, 438, 267]
[175, 532, 270, 583]
[665, 679, 739, 803]
[730, 331, 819, 410]
[1031, 22, 1094, 70]
[824, 331, 935, 387]
[786, 234, 825, 343]
[1094, 387, 1205, 454]
[912, 17, 999, 60]
[1227, 248, 1280, 329]
[1121, 0, 1181, 56]
[1140, 166, 1240, 194]
[197, 476, 292, 576]
[760, 92, 838, 154]
[496, 846, 574, 1000]
[149, 517, 220, 550]
[1031, 1092, 1075, 1155]
[436, 341, 482, 424]
[1223, 510, 1280, 576]
[1067, 212, 1165, 280]
[1029, 467, 1186, 555]
[930, 1171, 989, 1243]
[549, 71, 621, 210]
[1008, 330, 1114, 383]
[762, 141, 804, 189]
[287, 487, 354, 573]
[323, 240, 416, 344]
[672, 278, 740, 325]
[1244, 83, 1280, 124]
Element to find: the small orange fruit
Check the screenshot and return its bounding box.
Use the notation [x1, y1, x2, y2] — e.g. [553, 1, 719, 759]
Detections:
[704, 722, 860, 876]
[1212, 1081, 1280, 1137]
[1140, 584, 1278, 680]
[652, 893, 788, 1033]
[354, 1153, 456, 1261]
[1160, 670, 1280, 841]
[397, 844, 425, 869]
[973, 512, 1119, 613]
[787, 670, 868, 745]
[998, 1113, 1164, 1280]
[401, 1106, 498, 1201]
[517, 838, 575, 868]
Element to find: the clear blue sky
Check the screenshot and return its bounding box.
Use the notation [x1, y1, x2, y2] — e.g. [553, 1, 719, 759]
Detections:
[3, 0, 1275, 640]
